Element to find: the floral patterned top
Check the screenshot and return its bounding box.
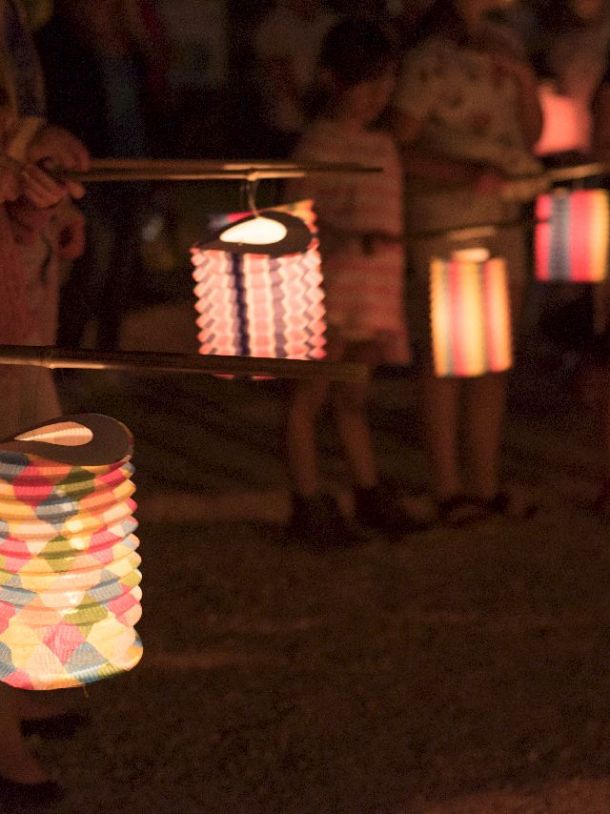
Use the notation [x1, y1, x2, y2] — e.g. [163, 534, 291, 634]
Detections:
[393, 31, 540, 178]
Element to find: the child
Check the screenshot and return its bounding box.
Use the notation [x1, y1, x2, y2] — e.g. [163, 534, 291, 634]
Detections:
[390, 0, 542, 524]
[284, 18, 420, 548]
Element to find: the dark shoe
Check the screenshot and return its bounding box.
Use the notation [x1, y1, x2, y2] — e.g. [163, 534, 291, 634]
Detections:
[286, 493, 371, 550]
[472, 489, 539, 520]
[21, 711, 90, 740]
[0, 774, 64, 810]
[354, 484, 431, 538]
[435, 494, 488, 528]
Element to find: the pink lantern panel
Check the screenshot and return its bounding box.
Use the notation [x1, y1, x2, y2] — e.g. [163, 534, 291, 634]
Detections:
[191, 200, 326, 362]
[0, 415, 142, 690]
[430, 254, 513, 378]
[535, 188, 609, 283]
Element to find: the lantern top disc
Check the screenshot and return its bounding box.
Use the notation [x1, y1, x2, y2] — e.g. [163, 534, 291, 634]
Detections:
[0, 414, 133, 465]
[201, 210, 313, 257]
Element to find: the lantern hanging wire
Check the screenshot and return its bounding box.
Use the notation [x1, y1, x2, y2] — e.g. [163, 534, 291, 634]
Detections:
[0, 345, 367, 383]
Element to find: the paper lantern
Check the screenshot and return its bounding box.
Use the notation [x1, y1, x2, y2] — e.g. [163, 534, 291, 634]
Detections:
[535, 188, 609, 282]
[430, 251, 513, 377]
[191, 200, 326, 361]
[0, 414, 142, 690]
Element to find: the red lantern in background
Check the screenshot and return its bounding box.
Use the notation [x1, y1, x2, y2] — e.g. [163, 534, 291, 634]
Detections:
[535, 188, 609, 283]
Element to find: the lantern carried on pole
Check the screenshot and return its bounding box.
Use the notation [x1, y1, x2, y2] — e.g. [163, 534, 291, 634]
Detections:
[429, 250, 513, 378]
[191, 200, 326, 362]
[535, 188, 610, 283]
[0, 414, 142, 691]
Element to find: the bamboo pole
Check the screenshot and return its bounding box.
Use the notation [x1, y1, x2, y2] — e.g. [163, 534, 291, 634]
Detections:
[65, 158, 382, 183]
[0, 345, 367, 383]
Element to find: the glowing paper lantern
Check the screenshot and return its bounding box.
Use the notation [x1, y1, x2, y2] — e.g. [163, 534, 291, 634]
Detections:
[191, 200, 326, 361]
[535, 189, 609, 283]
[0, 414, 142, 690]
[430, 252, 513, 377]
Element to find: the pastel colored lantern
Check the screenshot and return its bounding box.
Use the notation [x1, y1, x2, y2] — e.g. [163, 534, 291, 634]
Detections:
[191, 200, 326, 361]
[0, 414, 142, 690]
[535, 189, 609, 283]
[430, 252, 513, 377]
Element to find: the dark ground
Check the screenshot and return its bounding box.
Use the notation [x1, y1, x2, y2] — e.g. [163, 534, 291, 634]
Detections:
[15, 291, 609, 814]
[9, 175, 609, 813]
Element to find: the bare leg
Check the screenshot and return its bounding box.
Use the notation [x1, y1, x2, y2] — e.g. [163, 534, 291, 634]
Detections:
[332, 342, 377, 488]
[332, 380, 377, 489]
[0, 685, 48, 784]
[418, 372, 462, 499]
[285, 376, 331, 496]
[462, 372, 507, 500]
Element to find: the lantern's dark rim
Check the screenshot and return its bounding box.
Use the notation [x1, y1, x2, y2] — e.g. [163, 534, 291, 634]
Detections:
[199, 211, 314, 257]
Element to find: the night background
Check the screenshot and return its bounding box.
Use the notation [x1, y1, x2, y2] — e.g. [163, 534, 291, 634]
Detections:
[2, 1, 610, 812]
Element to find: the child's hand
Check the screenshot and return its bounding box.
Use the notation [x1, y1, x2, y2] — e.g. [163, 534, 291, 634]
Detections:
[472, 170, 507, 197]
[20, 162, 66, 209]
[27, 125, 89, 200]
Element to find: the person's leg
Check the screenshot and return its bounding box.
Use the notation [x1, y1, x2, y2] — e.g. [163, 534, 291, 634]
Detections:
[462, 222, 527, 508]
[0, 685, 48, 784]
[331, 342, 378, 490]
[462, 372, 507, 500]
[285, 375, 331, 498]
[418, 371, 462, 500]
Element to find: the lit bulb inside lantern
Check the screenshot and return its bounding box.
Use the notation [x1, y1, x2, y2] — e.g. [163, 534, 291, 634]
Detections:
[451, 248, 490, 263]
[219, 216, 287, 246]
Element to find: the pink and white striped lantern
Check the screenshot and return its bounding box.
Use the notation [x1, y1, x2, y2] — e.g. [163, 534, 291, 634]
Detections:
[429, 249, 513, 377]
[191, 200, 326, 362]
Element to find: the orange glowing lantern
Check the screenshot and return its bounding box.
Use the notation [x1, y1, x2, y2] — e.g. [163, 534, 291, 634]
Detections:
[535, 188, 609, 283]
[191, 200, 326, 361]
[430, 250, 513, 377]
[0, 414, 142, 690]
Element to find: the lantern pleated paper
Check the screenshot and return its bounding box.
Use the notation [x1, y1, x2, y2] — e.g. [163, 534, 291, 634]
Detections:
[430, 254, 513, 377]
[191, 200, 326, 361]
[535, 188, 609, 282]
[0, 414, 142, 690]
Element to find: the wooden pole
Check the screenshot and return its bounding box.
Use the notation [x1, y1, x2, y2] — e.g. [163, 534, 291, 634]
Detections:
[0, 345, 368, 383]
[64, 158, 382, 183]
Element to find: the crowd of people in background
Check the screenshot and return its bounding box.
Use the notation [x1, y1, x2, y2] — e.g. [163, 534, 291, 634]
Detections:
[2, 0, 610, 805]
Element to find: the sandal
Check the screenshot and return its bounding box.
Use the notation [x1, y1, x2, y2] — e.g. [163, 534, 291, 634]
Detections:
[472, 489, 539, 520]
[435, 495, 489, 528]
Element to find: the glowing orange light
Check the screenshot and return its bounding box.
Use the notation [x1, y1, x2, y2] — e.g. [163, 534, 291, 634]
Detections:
[430, 254, 513, 377]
